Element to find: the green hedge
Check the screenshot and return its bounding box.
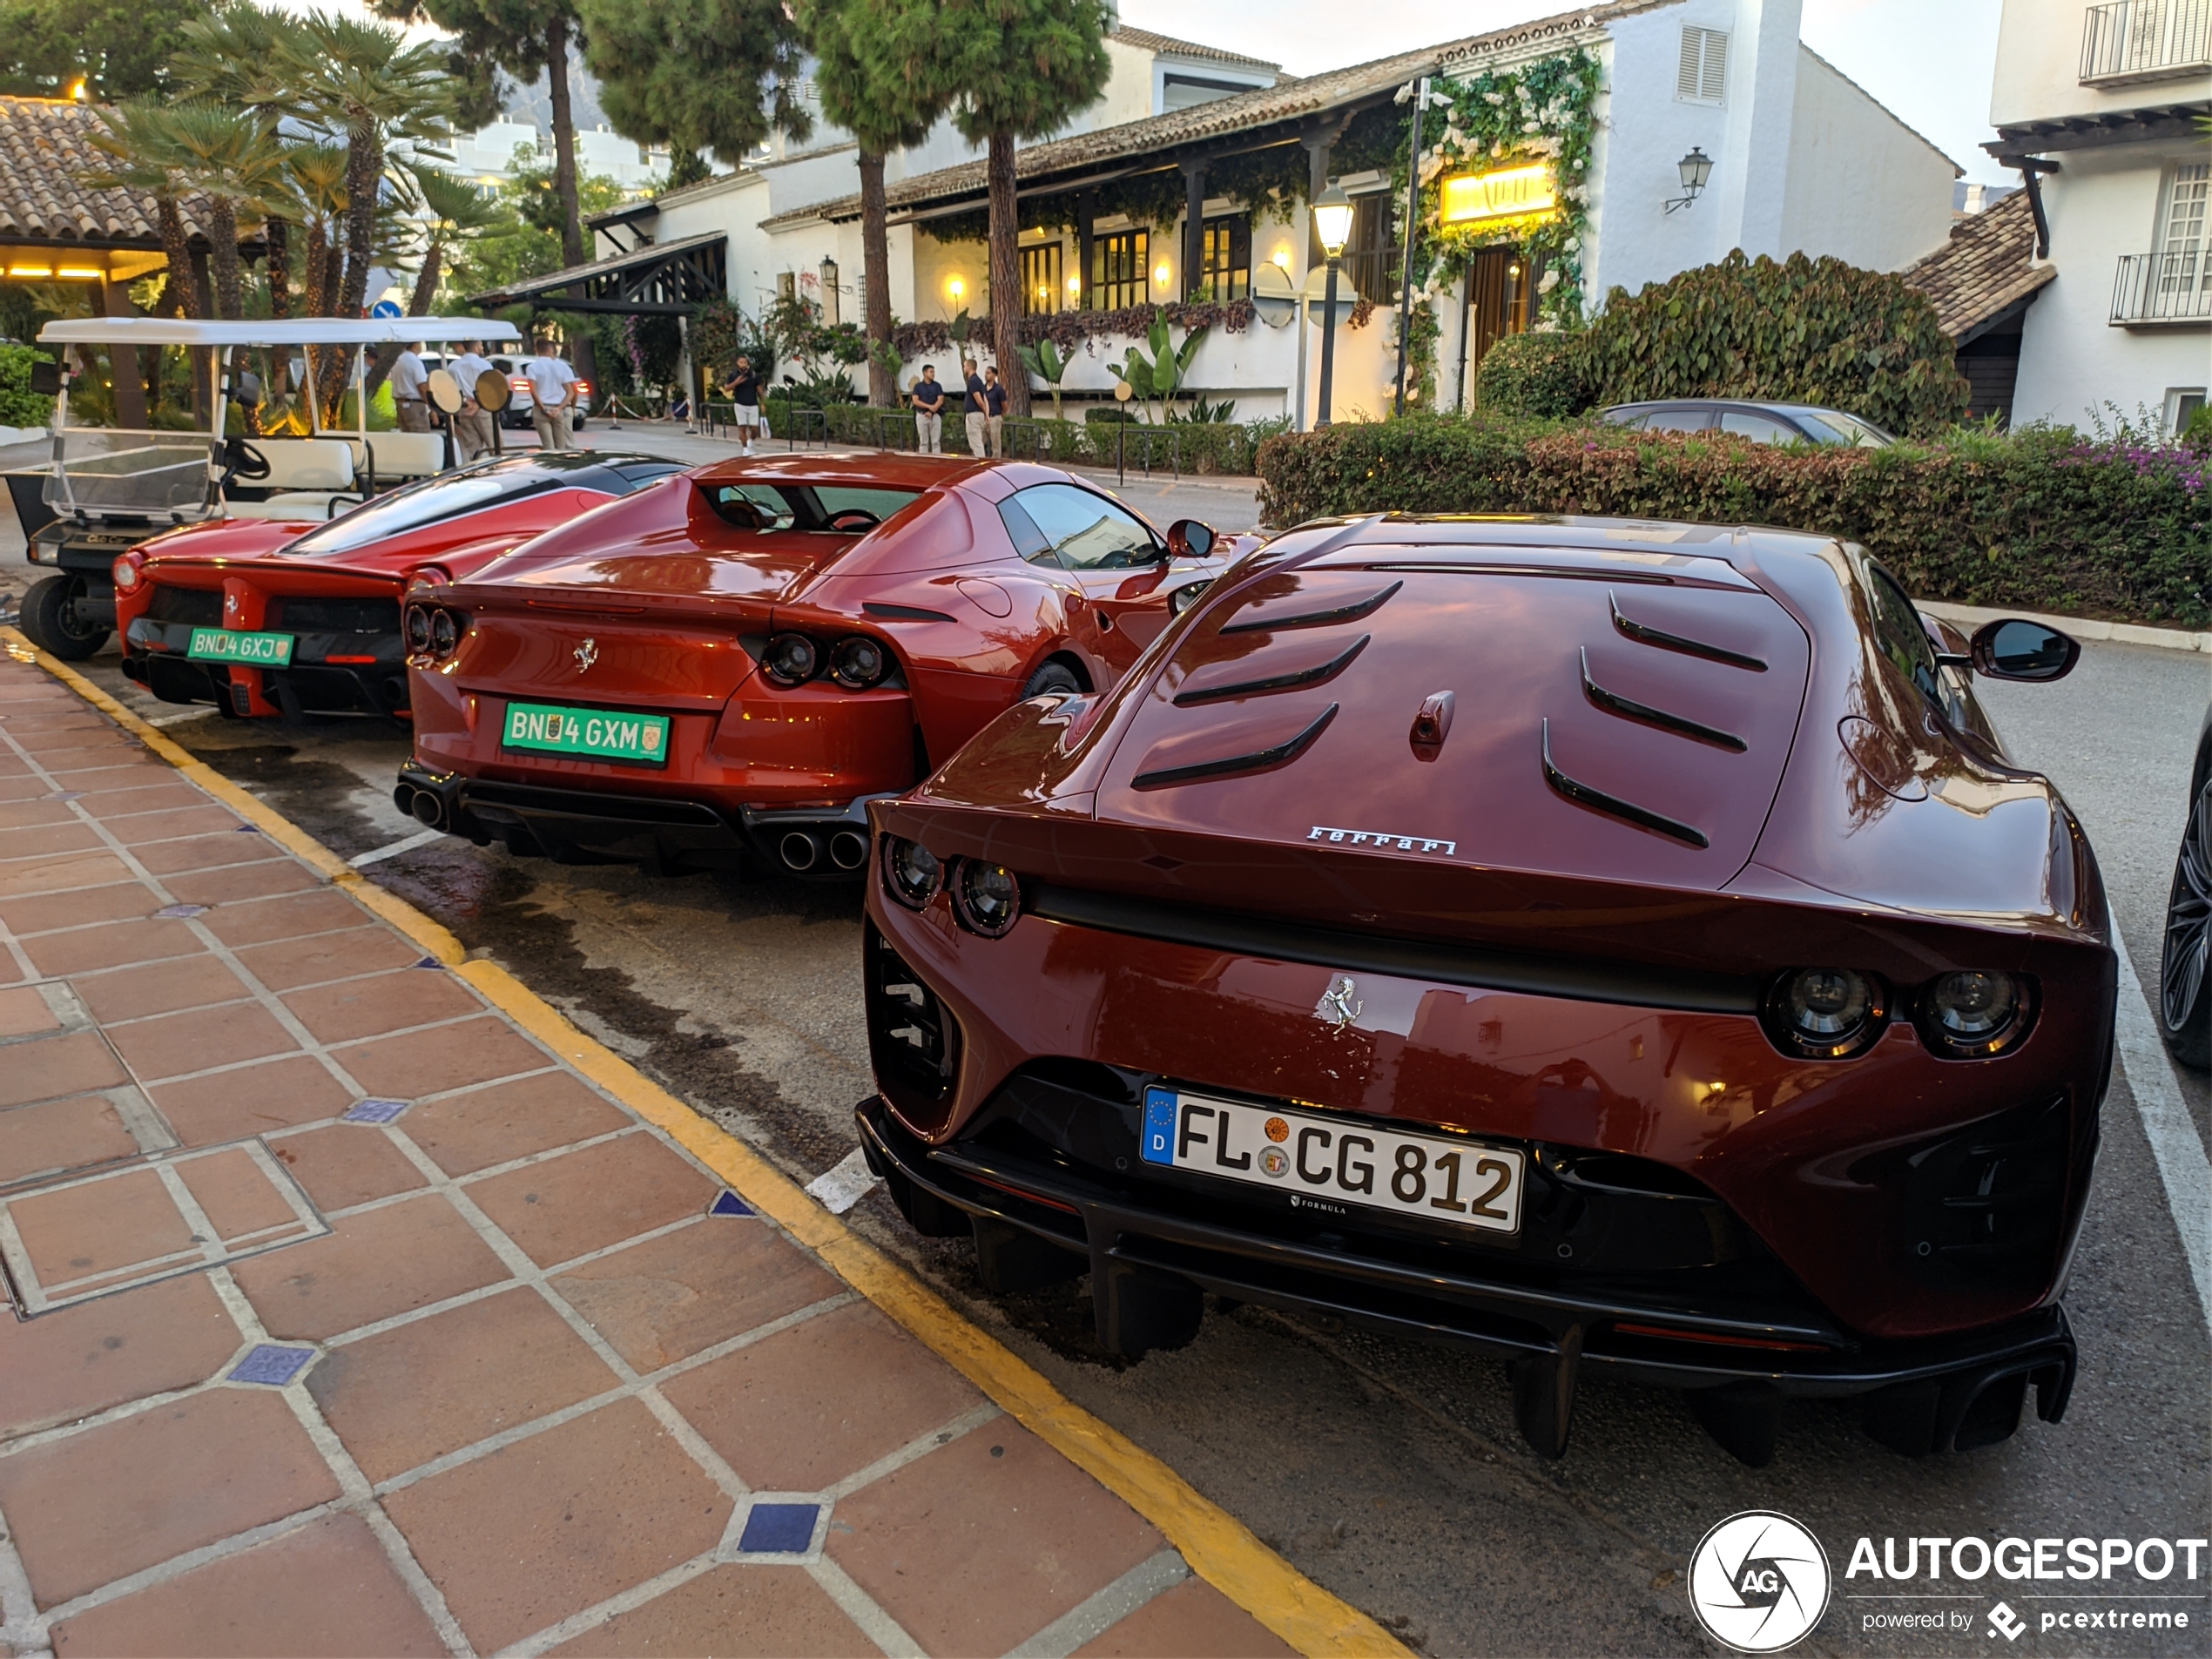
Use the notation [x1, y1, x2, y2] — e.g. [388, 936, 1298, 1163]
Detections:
[759, 400, 1272, 475]
[0, 344, 53, 429]
[1253, 417, 2212, 628]
[1472, 332, 1587, 419]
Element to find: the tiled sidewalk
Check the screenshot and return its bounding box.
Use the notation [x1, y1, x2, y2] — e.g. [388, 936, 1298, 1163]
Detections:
[0, 657, 1298, 1658]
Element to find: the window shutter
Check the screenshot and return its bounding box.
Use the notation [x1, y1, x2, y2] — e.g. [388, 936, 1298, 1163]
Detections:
[1676, 26, 1729, 105]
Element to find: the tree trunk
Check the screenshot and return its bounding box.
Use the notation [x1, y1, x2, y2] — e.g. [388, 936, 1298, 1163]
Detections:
[860, 147, 893, 408]
[157, 200, 201, 318]
[543, 18, 597, 389]
[266, 219, 292, 318]
[327, 126, 383, 417]
[209, 199, 244, 321]
[987, 130, 1028, 418]
[303, 222, 329, 317]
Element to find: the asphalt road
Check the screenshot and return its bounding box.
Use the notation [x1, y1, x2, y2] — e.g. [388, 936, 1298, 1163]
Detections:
[11, 434, 2209, 1656]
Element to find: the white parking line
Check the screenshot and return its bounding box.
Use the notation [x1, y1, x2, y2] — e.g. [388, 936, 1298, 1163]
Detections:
[347, 827, 446, 867]
[145, 706, 217, 727]
[2111, 924, 2212, 1336]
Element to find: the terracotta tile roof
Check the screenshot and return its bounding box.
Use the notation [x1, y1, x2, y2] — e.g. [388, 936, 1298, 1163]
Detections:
[1108, 25, 1279, 74]
[1899, 191, 2054, 342]
[0, 96, 213, 249]
[764, 0, 1676, 230]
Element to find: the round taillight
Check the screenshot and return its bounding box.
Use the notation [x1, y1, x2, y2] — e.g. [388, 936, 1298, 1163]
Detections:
[406, 565, 452, 595]
[1920, 971, 2030, 1057]
[111, 554, 143, 593]
[884, 837, 942, 908]
[954, 860, 1022, 937]
[429, 609, 458, 657]
[1763, 967, 1886, 1059]
[404, 605, 433, 653]
[830, 635, 889, 689]
[762, 633, 819, 686]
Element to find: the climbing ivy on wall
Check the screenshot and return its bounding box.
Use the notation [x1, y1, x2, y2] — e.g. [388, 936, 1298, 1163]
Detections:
[1407, 47, 1602, 329]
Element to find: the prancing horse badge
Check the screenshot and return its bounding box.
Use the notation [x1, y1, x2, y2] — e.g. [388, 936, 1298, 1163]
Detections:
[1315, 975, 1363, 1030]
[574, 637, 597, 673]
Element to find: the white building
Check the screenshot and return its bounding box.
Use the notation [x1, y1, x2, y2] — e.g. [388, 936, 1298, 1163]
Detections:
[1988, 0, 2211, 431]
[439, 116, 674, 193]
[484, 0, 1958, 425]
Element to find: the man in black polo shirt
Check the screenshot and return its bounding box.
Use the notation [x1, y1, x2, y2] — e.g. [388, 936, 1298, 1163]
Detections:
[961, 356, 988, 456]
[912, 366, 947, 453]
[723, 354, 762, 455]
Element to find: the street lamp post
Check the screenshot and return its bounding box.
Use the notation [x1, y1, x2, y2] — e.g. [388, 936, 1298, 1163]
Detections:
[1312, 183, 1353, 430]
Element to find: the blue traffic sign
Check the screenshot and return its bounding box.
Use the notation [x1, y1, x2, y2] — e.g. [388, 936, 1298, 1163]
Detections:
[370, 300, 402, 319]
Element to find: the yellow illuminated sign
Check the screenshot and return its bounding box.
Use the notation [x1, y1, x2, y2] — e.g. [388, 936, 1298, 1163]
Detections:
[1440, 165, 1558, 226]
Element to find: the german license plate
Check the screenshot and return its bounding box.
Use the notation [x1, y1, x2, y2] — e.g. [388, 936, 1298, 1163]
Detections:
[1140, 1087, 1524, 1234]
[186, 627, 294, 666]
[500, 700, 670, 766]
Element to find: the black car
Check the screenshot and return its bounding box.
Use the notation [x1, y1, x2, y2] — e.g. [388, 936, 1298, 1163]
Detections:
[2162, 705, 2212, 1068]
[1598, 400, 1896, 447]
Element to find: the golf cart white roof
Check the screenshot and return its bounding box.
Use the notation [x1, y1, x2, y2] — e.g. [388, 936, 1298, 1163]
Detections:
[37, 317, 524, 348]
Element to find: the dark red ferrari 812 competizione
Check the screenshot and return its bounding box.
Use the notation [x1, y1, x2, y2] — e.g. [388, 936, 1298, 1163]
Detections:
[855, 512, 2112, 1466]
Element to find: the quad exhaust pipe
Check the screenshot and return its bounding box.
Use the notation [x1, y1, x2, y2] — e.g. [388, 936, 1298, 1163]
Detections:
[392, 783, 448, 833]
[828, 829, 868, 871]
[779, 831, 822, 872]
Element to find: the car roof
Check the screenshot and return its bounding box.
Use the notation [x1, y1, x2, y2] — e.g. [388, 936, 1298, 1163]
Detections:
[1287, 510, 1837, 559]
[691, 451, 998, 489]
[1602, 398, 1863, 421]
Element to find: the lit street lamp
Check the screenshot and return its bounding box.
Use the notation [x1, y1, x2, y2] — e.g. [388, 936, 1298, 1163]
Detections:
[1312, 183, 1354, 429]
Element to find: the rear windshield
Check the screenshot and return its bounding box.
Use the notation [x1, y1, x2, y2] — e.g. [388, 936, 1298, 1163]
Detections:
[283, 455, 634, 556]
[705, 482, 920, 531]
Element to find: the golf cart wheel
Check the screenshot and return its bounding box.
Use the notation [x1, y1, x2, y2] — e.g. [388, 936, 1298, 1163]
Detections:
[21, 574, 111, 661]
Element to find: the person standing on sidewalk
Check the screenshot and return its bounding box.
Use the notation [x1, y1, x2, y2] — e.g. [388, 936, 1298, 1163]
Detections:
[390, 342, 432, 434]
[911, 366, 946, 454]
[524, 345, 578, 452]
[961, 357, 988, 456]
[983, 365, 1007, 458]
[724, 355, 763, 456]
[449, 340, 496, 463]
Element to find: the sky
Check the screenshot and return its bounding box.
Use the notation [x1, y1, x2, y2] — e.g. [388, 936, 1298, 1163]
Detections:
[1117, 0, 2012, 183]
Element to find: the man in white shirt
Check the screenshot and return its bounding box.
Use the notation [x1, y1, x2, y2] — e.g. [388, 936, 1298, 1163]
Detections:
[523, 347, 578, 452]
[448, 341, 496, 463]
[389, 341, 431, 433]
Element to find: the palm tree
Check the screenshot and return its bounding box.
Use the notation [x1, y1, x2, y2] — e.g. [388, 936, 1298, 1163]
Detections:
[273, 10, 456, 329]
[149, 106, 295, 321]
[364, 167, 503, 395]
[86, 102, 201, 322]
[172, 6, 310, 320]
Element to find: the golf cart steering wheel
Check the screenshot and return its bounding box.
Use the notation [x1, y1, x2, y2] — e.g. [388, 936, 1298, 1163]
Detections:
[219, 437, 272, 485]
[825, 509, 881, 533]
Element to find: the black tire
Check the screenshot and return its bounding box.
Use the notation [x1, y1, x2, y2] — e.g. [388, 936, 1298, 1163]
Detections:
[1021, 658, 1083, 698]
[21, 574, 110, 661]
[2159, 772, 2211, 1069]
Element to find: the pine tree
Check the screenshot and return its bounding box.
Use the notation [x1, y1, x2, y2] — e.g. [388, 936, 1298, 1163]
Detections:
[579, 0, 810, 172]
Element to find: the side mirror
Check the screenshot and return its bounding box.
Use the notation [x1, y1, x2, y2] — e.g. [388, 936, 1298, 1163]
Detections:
[1969, 618, 2080, 683]
[28, 361, 62, 396]
[1166, 518, 1215, 559]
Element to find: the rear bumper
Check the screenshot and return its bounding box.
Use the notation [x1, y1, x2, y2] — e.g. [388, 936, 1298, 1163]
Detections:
[125, 617, 407, 716]
[857, 1095, 2076, 1450]
[396, 758, 887, 873]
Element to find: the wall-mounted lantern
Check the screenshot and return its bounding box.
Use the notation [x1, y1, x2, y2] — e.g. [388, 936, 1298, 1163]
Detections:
[819, 257, 840, 324]
[1664, 147, 1714, 214]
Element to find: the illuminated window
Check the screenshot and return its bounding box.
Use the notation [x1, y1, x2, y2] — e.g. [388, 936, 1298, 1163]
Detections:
[1090, 230, 1148, 310]
[1200, 216, 1251, 301]
[1021, 242, 1062, 314]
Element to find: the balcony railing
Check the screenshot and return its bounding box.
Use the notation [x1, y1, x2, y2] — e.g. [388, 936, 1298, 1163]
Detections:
[2080, 0, 2212, 86]
[2111, 251, 2212, 325]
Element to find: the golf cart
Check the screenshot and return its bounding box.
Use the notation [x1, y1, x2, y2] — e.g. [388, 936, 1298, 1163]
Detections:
[10, 316, 523, 659]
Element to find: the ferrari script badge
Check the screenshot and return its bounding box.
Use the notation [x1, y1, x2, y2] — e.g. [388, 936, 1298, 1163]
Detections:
[574, 637, 597, 673]
[1308, 824, 1456, 856]
[1315, 975, 1363, 1030]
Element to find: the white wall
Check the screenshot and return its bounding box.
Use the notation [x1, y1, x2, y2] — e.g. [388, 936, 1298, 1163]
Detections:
[2011, 144, 2212, 428]
[1990, 0, 2195, 125]
[1779, 51, 1956, 271]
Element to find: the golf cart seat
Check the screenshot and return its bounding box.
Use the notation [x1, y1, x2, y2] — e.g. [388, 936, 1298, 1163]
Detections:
[223, 438, 357, 520]
[357, 432, 448, 482]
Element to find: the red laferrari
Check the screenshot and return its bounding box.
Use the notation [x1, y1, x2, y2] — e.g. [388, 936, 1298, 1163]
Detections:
[397, 454, 1241, 874]
[116, 453, 682, 720]
[855, 513, 2112, 1466]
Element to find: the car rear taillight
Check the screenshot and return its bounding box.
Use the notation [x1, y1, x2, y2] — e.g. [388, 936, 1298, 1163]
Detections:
[405, 565, 452, 596]
[1760, 968, 1889, 1059]
[510, 376, 530, 394]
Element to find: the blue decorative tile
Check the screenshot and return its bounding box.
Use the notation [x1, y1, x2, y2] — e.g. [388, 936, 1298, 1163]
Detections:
[233, 823, 261, 833]
[709, 1190, 753, 1217]
[344, 1098, 410, 1124]
[412, 956, 443, 970]
[46, 790, 82, 802]
[738, 1503, 819, 1554]
[231, 1345, 314, 1386]
[152, 904, 206, 919]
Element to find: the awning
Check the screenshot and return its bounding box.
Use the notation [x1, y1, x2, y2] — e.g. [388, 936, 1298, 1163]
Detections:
[466, 230, 727, 317]
[38, 316, 524, 347]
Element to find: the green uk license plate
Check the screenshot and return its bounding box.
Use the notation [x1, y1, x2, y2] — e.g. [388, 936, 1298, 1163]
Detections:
[186, 628, 294, 666]
[501, 701, 671, 766]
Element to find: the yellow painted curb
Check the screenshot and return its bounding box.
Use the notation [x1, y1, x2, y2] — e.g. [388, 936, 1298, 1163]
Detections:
[4, 629, 1411, 1659]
